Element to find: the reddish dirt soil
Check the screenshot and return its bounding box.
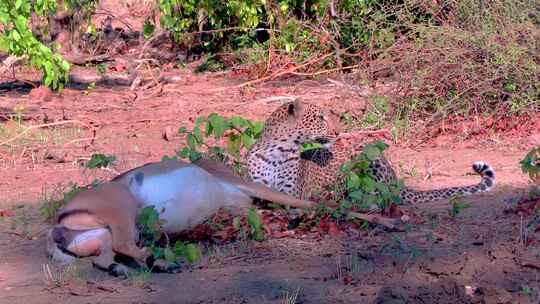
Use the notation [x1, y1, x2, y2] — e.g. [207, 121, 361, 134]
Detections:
[1, 65, 540, 304]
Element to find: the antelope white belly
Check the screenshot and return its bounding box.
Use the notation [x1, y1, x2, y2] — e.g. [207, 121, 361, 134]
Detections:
[131, 166, 224, 233]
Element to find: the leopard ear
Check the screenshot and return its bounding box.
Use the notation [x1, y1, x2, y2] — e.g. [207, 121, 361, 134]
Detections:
[287, 100, 301, 117]
[287, 102, 296, 115]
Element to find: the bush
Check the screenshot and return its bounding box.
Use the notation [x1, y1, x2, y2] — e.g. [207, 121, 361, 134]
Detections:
[0, 1, 71, 89]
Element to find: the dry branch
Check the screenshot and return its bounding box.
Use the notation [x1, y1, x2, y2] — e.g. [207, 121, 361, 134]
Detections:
[69, 70, 138, 86]
[0, 120, 93, 147]
[62, 54, 112, 65]
[347, 211, 402, 230]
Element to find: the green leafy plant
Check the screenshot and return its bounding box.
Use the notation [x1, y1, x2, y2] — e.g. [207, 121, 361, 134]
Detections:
[85, 153, 116, 169]
[194, 55, 226, 73]
[247, 208, 265, 241]
[448, 197, 471, 218]
[336, 141, 403, 213]
[0, 1, 70, 90]
[520, 147, 540, 182]
[137, 206, 201, 265]
[177, 113, 264, 166]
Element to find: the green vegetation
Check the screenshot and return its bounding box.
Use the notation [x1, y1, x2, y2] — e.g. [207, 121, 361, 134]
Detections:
[448, 197, 471, 218]
[85, 153, 116, 169]
[0, 0, 70, 89]
[337, 141, 403, 213]
[137, 206, 201, 265]
[247, 207, 265, 241]
[175, 113, 264, 175]
[521, 147, 540, 183]
[1, 0, 537, 123]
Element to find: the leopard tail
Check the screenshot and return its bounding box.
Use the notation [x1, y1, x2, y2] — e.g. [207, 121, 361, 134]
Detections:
[400, 161, 495, 204]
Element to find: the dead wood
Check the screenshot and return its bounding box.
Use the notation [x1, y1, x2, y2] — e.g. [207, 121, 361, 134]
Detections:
[62, 54, 112, 65]
[69, 70, 138, 86]
[347, 211, 403, 231]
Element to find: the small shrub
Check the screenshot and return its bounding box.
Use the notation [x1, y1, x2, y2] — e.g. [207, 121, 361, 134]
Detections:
[247, 208, 265, 241]
[0, 1, 71, 89]
[85, 153, 116, 169]
[177, 114, 264, 172]
[337, 141, 403, 213]
[448, 197, 471, 218]
[521, 147, 540, 183]
[137, 206, 201, 266]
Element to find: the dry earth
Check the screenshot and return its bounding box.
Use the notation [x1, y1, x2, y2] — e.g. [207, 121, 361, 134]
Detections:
[1, 67, 540, 304]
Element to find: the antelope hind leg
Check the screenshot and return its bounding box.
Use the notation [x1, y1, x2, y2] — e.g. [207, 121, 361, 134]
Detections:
[106, 212, 150, 267]
[89, 230, 130, 278]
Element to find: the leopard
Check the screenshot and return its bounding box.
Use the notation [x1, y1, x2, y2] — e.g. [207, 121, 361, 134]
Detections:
[246, 99, 337, 198]
[247, 100, 496, 204]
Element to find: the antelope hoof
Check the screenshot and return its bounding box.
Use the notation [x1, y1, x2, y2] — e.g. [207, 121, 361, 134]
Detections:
[153, 259, 182, 274]
[107, 263, 130, 278]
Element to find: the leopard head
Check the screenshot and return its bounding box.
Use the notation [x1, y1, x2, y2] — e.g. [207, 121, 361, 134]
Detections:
[262, 100, 337, 146]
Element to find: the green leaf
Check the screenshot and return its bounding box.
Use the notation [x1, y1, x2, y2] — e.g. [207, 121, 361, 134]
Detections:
[192, 125, 203, 143]
[208, 113, 227, 139]
[188, 150, 201, 162]
[247, 208, 265, 241]
[348, 191, 363, 202]
[227, 134, 241, 155]
[251, 122, 265, 136]
[340, 160, 353, 173]
[247, 208, 262, 230]
[143, 20, 155, 39]
[178, 147, 191, 158]
[163, 247, 176, 263]
[187, 134, 198, 150]
[0, 12, 9, 24]
[346, 173, 361, 189]
[161, 155, 178, 161]
[339, 200, 352, 210]
[0, 36, 8, 51]
[361, 177, 376, 192]
[11, 30, 21, 41]
[138, 206, 160, 229]
[173, 241, 185, 256]
[184, 243, 201, 263]
[230, 116, 248, 128]
[85, 153, 116, 169]
[14, 15, 27, 32]
[149, 246, 164, 259]
[15, 0, 23, 10]
[364, 145, 382, 161]
[241, 133, 254, 149]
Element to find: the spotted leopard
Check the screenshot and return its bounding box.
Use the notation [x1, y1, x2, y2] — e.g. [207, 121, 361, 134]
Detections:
[248, 101, 496, 204]
[246, 100, 337, 197]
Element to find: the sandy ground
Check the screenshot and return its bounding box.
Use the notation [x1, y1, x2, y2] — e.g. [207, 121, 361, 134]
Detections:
[1, 67, 540, 304]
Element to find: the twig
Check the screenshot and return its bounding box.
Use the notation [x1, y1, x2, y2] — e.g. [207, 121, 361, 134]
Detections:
[255, 96, 298, 104]
[93, 10, 135, 32]
[289, 64, 361, 77]
[138, 30, 169, 60]
[187, 27, 279, 35]
[347, 212, 402, 231]
[62, 54, 112, 65]
[0, 120, 91, 147]
[69, 70, 138, 86]
[225, 52, 335, 90]
[62, 137, 96, 148]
